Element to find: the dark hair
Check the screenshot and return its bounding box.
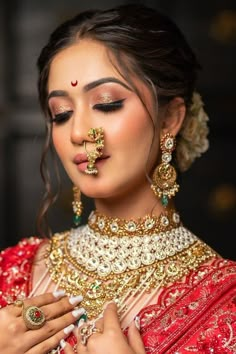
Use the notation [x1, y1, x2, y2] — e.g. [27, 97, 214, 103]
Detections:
[37, 4, 200, 237]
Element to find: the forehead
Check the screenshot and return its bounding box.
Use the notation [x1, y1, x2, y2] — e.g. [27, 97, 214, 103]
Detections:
[48, 39, 120, 91]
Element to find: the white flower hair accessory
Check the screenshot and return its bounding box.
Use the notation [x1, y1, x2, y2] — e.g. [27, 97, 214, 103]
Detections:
[176, 92, 209, 172]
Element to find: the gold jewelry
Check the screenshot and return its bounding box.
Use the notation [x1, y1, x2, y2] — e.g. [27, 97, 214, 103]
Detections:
[13, 299, 24, 307]
[84, 127, 104, 175]
[88, 209, 180, 237]
[45, 216, 217, 320]
[151, 133, 179, 207]
[22, 305, 46, 330]
[72, 186, 83, 226]
[80, 323, 102, 346]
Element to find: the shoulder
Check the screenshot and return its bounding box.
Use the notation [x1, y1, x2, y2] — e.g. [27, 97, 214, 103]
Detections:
[0, 237, 44, 268]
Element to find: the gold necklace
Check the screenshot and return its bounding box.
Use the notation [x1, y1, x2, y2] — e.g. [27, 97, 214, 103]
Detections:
[88, 209, 180, 236]
[45, 211, 217, 320]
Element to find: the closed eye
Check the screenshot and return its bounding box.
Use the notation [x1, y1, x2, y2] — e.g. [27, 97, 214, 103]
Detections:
[51, 110, 73, 124]
[93, 99, 125, 113]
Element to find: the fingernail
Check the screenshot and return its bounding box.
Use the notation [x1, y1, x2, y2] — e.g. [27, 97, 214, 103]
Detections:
[72, 307, 85, 318]
[60, 339, 66, 349]
[53, 290, 66, 298]
[103, 300, 115, 310]
[69, 295, 83, 305]
[64, 324, 75, 335]
[134, 316, 140, 331]
[77, 318, 85, 328]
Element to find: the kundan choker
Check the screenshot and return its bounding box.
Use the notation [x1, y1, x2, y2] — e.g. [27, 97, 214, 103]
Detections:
[45, 210, 217, 321]
[87, 209, 180, 236]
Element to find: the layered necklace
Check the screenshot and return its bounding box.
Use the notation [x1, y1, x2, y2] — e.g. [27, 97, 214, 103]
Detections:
[45, 209, 217, 321]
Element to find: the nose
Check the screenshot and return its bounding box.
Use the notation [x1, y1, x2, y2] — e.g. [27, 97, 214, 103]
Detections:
[70, 108, 90, 145]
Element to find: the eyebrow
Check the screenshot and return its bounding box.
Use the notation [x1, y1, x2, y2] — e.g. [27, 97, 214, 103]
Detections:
[47, 77, 132, 101]
[83, 77, 132, 92]
[48, 90, 68, 100]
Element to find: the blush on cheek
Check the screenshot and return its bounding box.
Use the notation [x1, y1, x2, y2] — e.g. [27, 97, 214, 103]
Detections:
[111, 110, 151, 142]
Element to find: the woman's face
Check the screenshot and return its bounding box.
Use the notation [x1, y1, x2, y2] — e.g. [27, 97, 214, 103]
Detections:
[48, 39, 160, 199]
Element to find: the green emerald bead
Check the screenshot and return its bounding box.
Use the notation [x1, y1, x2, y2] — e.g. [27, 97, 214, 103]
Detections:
[161, 195, 169, 207]
[75, 312, 88, 326]
[73, 214, 82, 226]
[80, 313, 88, 322]
[92, 284, 100, 290]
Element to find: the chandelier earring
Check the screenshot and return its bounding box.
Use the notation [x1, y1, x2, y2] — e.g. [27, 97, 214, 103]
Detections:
[151, 133, 179, 207]
[72, 186, 83, 226]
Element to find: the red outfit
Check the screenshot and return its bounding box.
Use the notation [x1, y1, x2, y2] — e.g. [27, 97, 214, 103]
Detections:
[1, 237, 236, 353]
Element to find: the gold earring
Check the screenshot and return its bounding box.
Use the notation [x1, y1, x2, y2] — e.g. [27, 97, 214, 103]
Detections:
[151, 133, 179, 207]
[84, 127, 104, 175]
[72, 186, 83, 226]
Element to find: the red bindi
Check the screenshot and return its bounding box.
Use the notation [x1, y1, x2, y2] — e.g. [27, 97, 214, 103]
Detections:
[71, 80, 78, 87]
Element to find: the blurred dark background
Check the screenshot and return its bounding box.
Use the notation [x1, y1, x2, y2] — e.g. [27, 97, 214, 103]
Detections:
[0, 0, 235, 259]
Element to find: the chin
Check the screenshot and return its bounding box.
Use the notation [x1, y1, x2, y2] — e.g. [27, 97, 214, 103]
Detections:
[78, 178, 116, 199]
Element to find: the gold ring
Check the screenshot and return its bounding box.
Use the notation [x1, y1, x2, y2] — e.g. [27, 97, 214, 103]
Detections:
[92, 327, 102, 334]
[80, 323, 102, 346]
[13, 300, 24, 308]
[22, 305, 46, 330]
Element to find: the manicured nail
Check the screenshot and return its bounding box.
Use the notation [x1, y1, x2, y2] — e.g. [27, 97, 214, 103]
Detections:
[64, 324, 75, 335]
[72, 307, 85, 318]
[134, 316, 140, 331]
[60, 339, 66, 349]
[53, 290, 66, 298]
[77, 318, 85, 328]
[69, 295, 83, 305]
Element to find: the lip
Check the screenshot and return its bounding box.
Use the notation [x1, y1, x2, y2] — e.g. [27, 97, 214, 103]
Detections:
[73, 153, 89, 164]
[73, 153, 110, 172]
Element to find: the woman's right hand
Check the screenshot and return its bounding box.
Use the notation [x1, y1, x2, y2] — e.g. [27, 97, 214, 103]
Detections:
[0, 291, 84, 354]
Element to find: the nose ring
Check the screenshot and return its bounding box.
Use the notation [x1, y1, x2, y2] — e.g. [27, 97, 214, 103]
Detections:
[84, 127, 104, 175]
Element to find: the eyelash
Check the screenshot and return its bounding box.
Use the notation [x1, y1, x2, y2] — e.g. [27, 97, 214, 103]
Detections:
[93, 99, 125, 113]
[50, 110, 73, 124]
[50, 99, 125, 124]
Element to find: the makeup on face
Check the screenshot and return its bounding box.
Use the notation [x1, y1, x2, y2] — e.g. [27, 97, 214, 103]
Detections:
[48, 78, 131, 123]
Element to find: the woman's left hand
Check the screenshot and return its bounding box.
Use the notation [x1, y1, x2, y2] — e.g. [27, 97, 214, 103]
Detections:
[62, 302, 146, 354]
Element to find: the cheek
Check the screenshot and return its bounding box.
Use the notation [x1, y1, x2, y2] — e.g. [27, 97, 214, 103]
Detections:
[52, 128, 66, 160]
[113, 111, 153, 150]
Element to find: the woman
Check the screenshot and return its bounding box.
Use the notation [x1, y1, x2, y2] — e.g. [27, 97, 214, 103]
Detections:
[1, 4, 236, 354]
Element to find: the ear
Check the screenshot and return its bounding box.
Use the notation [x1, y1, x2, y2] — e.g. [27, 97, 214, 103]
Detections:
[160, 97, 186, 137]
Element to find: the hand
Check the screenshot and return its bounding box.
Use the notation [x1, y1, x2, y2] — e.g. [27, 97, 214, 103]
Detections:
[62, 302, 146, 354]
[0, 291, 84, 354]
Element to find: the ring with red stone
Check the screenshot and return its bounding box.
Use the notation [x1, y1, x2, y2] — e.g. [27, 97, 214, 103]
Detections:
[22, 305, 46, 330]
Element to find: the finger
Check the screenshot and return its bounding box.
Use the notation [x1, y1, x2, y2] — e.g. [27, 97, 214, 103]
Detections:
[60, 339, 75, 354]
[74, 316, 86, 335]
[103, 302, 121, 331]
[127, 321, 146, 354]
[24, 307, 85, 347]
[94, 317, 104, 332]
[26, 322, 75, 354]
[23, 290, 67, 309]
[41, 294, 84, 320]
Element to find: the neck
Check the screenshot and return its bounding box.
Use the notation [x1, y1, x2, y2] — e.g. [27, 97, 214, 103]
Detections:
[94, 183, 169, 219]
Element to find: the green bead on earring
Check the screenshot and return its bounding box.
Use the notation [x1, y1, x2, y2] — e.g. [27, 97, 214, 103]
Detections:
[72, 186, 83, 227]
